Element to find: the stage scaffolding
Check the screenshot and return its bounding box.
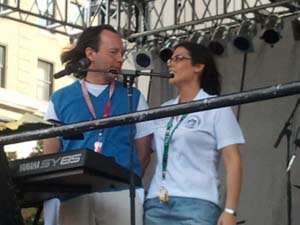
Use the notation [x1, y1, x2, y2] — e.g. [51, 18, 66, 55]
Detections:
[0, 0, 299, 47]
[1, 1, 300, 224]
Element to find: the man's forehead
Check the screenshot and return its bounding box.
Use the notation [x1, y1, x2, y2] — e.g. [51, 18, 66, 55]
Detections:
[100, 30, 121, 41]
[100, 31, 124, 48]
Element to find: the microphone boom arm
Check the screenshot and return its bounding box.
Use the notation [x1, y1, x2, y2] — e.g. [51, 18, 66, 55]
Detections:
[81, 68, 173, 78]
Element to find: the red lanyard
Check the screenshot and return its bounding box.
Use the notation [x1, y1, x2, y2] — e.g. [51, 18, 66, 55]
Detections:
[81, 80, 115, 119]
[81, 80, 115, 154]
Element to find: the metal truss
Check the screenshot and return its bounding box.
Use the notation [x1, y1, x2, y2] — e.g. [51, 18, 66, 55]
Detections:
[0, 0, 299, 43]
[0, 0, 144, 37]
[131, 0, 300, 42]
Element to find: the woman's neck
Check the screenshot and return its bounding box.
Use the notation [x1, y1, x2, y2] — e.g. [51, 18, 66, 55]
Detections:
[178, 83, 201, 103]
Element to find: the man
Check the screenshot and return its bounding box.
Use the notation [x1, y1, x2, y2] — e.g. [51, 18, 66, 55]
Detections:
[43, 24, 153, 225]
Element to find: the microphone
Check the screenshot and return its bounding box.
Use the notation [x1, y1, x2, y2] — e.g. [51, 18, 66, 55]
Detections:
[286, 138, 300, 171]
[287, 154, 296, 172]
[53, 58, 90, 79]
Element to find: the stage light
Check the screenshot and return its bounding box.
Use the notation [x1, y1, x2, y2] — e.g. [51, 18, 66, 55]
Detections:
[208, 25, 230, 55]
[132, 50, 154, 70]
[268, 0, 299, 13]
[159, 37, 179, 62]
[233, 20, 257, 52]
[261, 15, 283, 46]
[291, 17, 300, 41]
[189, 31, 210, 46]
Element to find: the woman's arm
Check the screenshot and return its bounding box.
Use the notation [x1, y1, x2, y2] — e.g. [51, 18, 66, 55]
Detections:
[217, 144, 242, 225]
[135, 134, 152, 176]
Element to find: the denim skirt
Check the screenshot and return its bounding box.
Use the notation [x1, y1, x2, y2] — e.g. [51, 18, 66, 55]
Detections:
[144, 196, 221, 225]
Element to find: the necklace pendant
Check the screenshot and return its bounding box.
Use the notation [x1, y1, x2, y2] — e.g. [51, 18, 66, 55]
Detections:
[158, 186, 169, 203]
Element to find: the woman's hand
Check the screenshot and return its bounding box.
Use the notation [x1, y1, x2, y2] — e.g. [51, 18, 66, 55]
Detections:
[217, 212, 236, 225]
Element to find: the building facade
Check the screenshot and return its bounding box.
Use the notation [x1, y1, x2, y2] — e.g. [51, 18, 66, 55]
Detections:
[0, 17, 74, 158]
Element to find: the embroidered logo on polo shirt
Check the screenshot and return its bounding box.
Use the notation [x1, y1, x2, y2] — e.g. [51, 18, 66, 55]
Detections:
[184, 115, 201, 129]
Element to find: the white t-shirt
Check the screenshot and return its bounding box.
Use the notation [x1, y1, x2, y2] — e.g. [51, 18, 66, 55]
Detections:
[45, 81, 153, 139]
[146, 89, 245, 206]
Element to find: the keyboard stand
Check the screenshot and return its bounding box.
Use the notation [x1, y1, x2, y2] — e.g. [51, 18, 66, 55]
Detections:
[0, 145, 24, 225]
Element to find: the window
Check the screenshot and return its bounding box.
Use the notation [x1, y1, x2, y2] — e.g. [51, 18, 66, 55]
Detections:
[0, 45, 6, 88]
[37, 59, 53, 101]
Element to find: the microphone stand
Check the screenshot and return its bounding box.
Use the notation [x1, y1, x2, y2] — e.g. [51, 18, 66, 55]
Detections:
[116, 70, 169, 225]
[0, 145, 24, 225]
[274, 98, 300, 148]
[82, 68, 171, 225]
[124, 74, 137, 225]
[274, 98, 300, 225]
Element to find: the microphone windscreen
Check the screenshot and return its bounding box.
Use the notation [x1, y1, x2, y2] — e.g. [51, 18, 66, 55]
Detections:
[77, 58, 90, 69]
[54, 58, 90, 79]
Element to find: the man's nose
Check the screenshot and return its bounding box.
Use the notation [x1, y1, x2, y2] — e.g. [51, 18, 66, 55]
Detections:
[116, 52, 125, 63]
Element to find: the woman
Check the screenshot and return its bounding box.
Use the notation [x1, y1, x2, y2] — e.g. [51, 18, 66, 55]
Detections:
[144, 42, 245, 225]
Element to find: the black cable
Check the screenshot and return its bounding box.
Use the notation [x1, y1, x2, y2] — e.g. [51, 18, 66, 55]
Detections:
[147, 76, 153, 103]
[236, 53, 248, 121]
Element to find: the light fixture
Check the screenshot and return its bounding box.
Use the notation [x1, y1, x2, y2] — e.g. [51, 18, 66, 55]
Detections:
[268, 0, 299, 13]
[208, 25, 230, 55]
[189, 31, 210, 46]
[291, 17, 300, 41]
[261, 14, 283, 46]
[132, 50, 154, 70]
[159, 37, 179, 62]
[233, 20, 257, 52]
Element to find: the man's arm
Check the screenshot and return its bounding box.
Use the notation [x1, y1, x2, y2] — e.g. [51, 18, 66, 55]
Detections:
[43, 137, 60, 154]
[135, 134, 152, 176]
[42, 100, 61, 155]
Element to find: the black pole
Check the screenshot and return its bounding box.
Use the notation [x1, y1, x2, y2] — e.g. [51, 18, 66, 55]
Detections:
[124, 75, 137, 225]
[1, 80, 300, 146]
[0, 145, 24, 225]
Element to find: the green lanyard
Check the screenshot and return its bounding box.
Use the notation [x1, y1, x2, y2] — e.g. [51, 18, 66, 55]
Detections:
[162, 114, 188, 181]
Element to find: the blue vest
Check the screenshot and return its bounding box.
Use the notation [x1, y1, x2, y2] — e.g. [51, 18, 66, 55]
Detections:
[51, 80, 142, 176]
